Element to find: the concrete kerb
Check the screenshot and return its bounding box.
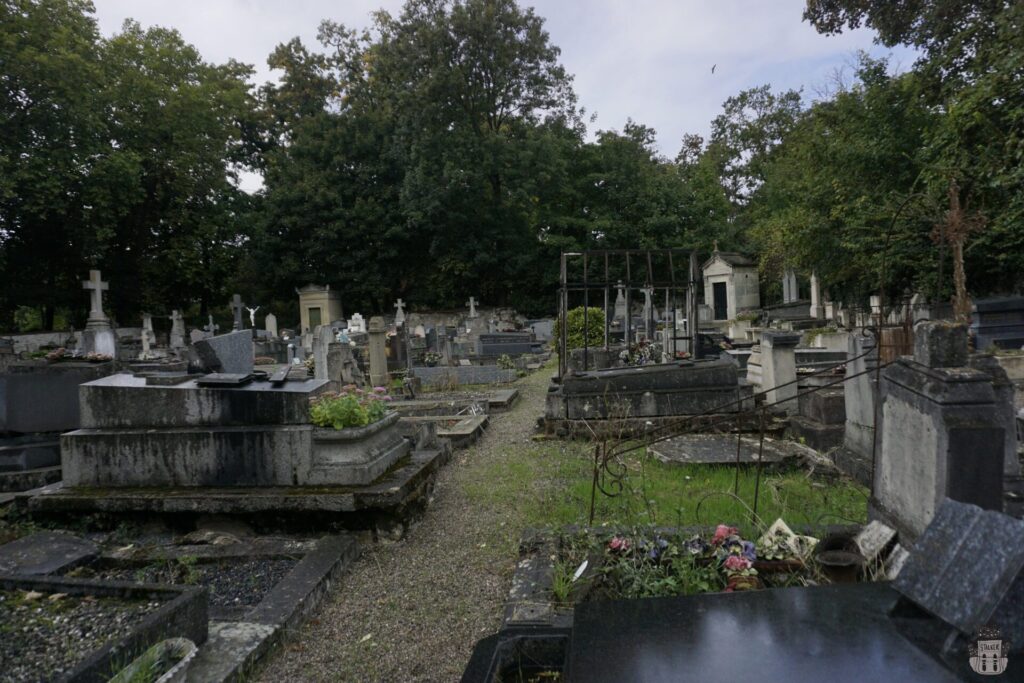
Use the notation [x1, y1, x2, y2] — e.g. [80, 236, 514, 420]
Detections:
[186, 534, 360, 683]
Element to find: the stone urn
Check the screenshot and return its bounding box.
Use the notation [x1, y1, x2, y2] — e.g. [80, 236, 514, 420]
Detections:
[309, 411, 409, 486]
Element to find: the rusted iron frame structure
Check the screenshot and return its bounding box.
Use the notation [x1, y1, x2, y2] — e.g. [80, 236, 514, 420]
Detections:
[586, 330, 898, 527]
[558, 249, 701, 379]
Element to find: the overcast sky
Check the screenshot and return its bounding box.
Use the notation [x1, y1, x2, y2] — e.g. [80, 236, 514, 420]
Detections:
[89, 1, 914, 189]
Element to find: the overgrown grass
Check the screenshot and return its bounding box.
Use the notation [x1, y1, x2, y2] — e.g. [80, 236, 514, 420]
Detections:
[462, 440, 867, 539]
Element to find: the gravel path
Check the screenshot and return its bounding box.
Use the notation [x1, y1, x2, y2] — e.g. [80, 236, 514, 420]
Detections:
[258, 370, 550, 682]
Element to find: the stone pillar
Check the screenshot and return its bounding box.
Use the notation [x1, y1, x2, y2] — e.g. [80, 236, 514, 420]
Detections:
[312, 325, 333, 380]
[368, 316, 388, 388]
[843, 333, 878, 469]
[782, 270, 798, 304]
[873, 321, 1005, 539]
[760, 331, 800, 409]
[810, 272, 824, 319]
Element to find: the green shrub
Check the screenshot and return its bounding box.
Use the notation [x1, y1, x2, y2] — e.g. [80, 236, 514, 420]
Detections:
[555, 306, 605, 350]
[309, 386, 392, 430]
[497, 353, 515, 369]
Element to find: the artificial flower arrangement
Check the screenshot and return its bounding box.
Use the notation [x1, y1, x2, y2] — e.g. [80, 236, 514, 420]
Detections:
[711, 524, 761, 592]
[619, 339, 656, 366]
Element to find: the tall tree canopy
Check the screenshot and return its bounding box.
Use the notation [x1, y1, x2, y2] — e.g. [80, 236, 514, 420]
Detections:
[3, 0, 1023, 330]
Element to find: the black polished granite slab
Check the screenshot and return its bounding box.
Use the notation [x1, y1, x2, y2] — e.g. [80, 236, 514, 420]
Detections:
[567, 584, 966, 683]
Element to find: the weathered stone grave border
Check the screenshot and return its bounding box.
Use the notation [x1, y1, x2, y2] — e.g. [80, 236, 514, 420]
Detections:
[0, 573, 207, 683]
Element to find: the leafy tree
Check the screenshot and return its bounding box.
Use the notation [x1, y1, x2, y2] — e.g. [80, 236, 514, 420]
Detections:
[0, 0, 105, 329]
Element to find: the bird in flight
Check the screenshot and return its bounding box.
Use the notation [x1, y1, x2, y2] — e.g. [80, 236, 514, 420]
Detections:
[711, 64, 717, 74]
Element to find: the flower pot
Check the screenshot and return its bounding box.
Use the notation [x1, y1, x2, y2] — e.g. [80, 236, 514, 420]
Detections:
[814, 534, 865, 583]
[309, 411, 409, 486]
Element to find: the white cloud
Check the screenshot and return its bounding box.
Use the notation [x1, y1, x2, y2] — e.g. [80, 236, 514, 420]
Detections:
[91, 0, 916, 166]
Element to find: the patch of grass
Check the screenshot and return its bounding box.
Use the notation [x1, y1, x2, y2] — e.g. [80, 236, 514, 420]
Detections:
[463, 440, 866, 537]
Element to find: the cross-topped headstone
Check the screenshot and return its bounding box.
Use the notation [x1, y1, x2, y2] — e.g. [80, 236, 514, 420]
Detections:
[466, 297, 478, 318]
[394, 298, 406, 324]
[205, 315, 219, 337]
[229, 294, 244, 331]
[82, 270, 109, 322]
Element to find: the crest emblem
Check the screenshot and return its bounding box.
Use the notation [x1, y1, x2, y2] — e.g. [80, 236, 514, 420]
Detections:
[969, 626, 1009, 676]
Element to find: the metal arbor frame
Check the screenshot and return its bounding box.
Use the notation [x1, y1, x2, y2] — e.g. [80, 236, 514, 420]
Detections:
[557, 249, 703, 379]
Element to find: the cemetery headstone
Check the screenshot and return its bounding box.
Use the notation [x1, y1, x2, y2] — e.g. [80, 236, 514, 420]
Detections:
[169, 310, 186, 349]
[192, 330, 254, 375]
[348, 313, 366, 333]
[971, 296, 1024, 351]
[312, 325, 333, 381]
[760, 331, 800, 409]
[139, 314, 154, 359]
[205, 315, 219, 337]
[613, 281, 627, 321]
[394, 298, 406, 325]
[893, 499, 1024, 649]
[264, 312, 278, 338]
[466, 296, 478, 318]
[80, 269, 116, 356]
[874, 321, 1005, 539]
[810, 272, 823, 319]
[782, 269, 799, 303]
[368, 316, 388, 387]
[189, 329, 205, 345]
[230, 294, 244, 331]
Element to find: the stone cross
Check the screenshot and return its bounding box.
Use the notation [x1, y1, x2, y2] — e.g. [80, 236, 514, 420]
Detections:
[466, 297, 478, 318]
[205, 315, 219, 337]
[82, 270, 109, 321]
[229, 294, 243, 331]
[394, 298, 406, 324]
[245, 305, 260, 328]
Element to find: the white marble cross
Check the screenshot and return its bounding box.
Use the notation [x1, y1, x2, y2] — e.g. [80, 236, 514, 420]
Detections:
[466, 297, 478, 318]
[394, 299, 406, 324]
[82, 270, 109, 319]
[205, 315, 219, 336]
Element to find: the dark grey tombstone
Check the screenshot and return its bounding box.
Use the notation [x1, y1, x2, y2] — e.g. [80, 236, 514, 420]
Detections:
[894, 499, 1024, 649]
[972, 296, 1024, 351]
[0, 362, 115, 433]
[192, 329, 254, 375]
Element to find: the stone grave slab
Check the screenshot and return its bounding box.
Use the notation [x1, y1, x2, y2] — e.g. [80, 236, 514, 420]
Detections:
[0, 531, 97, 575]
[893, 499, 1024, 648]
[195, 372, 254, 387]
[192, 329, 253, 374]
[649, 434, 811, 465]
[567, 584, 959, 683]
[143, 372, 193, 386]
